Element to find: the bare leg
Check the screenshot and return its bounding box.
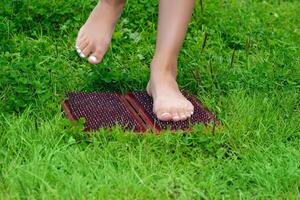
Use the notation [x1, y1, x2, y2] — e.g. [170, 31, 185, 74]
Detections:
[147, 0, 195, 121]
[75, 0, 126, 64]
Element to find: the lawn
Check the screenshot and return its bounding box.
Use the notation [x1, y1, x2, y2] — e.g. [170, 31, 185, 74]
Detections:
[1, 0, 300, 199]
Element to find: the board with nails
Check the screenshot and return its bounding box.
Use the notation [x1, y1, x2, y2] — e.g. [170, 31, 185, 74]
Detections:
[62, 91, 218, 133]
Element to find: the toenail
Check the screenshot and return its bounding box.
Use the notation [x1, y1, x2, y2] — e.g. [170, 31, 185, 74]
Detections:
[79, 52, 86, 58]
[173, 115, 180, 120]
[89, 56, 97, 63]
[160, 113, 171, 117]
[191, 111, 194, 115]
[76, 48, 81, 53]
[75, 45, 79, 49]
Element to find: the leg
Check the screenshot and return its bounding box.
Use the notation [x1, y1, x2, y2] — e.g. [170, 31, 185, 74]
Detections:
[75, 0, 126, 64]
[147, 0, 195, 121]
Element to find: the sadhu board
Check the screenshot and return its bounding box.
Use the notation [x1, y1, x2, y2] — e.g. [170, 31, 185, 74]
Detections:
[62, 91, 218, 133]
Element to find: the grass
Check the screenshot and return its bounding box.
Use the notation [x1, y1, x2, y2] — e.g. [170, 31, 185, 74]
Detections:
[0, 0, 300, 199]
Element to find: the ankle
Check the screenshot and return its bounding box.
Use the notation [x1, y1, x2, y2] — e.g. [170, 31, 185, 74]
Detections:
[150, 55, 177, 78]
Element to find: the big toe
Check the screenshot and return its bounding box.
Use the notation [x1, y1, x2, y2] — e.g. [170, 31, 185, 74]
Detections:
[88, 48, 104, 64]
[156, 112, 173, 121]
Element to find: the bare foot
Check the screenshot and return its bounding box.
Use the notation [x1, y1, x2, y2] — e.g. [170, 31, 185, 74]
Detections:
[147, 59, 194, 122]
[75, 0, 125, 64]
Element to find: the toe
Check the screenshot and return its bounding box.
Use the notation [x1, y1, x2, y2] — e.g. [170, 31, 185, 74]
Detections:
[88, 48, 104, 64]
[157, 112, 172, 121]
[179, 113, 187, 120]
[154, 102, 172, 121]
[171, 110, 181, 122]
[185, 111, 191, 118]
[76, 38, 88, 52]
[172, 114, 181, 122]
[184, 103, 192, 118]
[80, 43, 93, 58]
[178, 103, 188, 120]
[75, 46, 81, 54]
[187, 102, 194, 115]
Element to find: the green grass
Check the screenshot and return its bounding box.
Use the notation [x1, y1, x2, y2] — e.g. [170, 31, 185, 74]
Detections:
[1, 0, 300, 199]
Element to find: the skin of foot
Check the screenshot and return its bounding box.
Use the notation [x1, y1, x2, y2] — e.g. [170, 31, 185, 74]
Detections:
[147, 58, 194, 122]
[75, 0, 125, 64]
